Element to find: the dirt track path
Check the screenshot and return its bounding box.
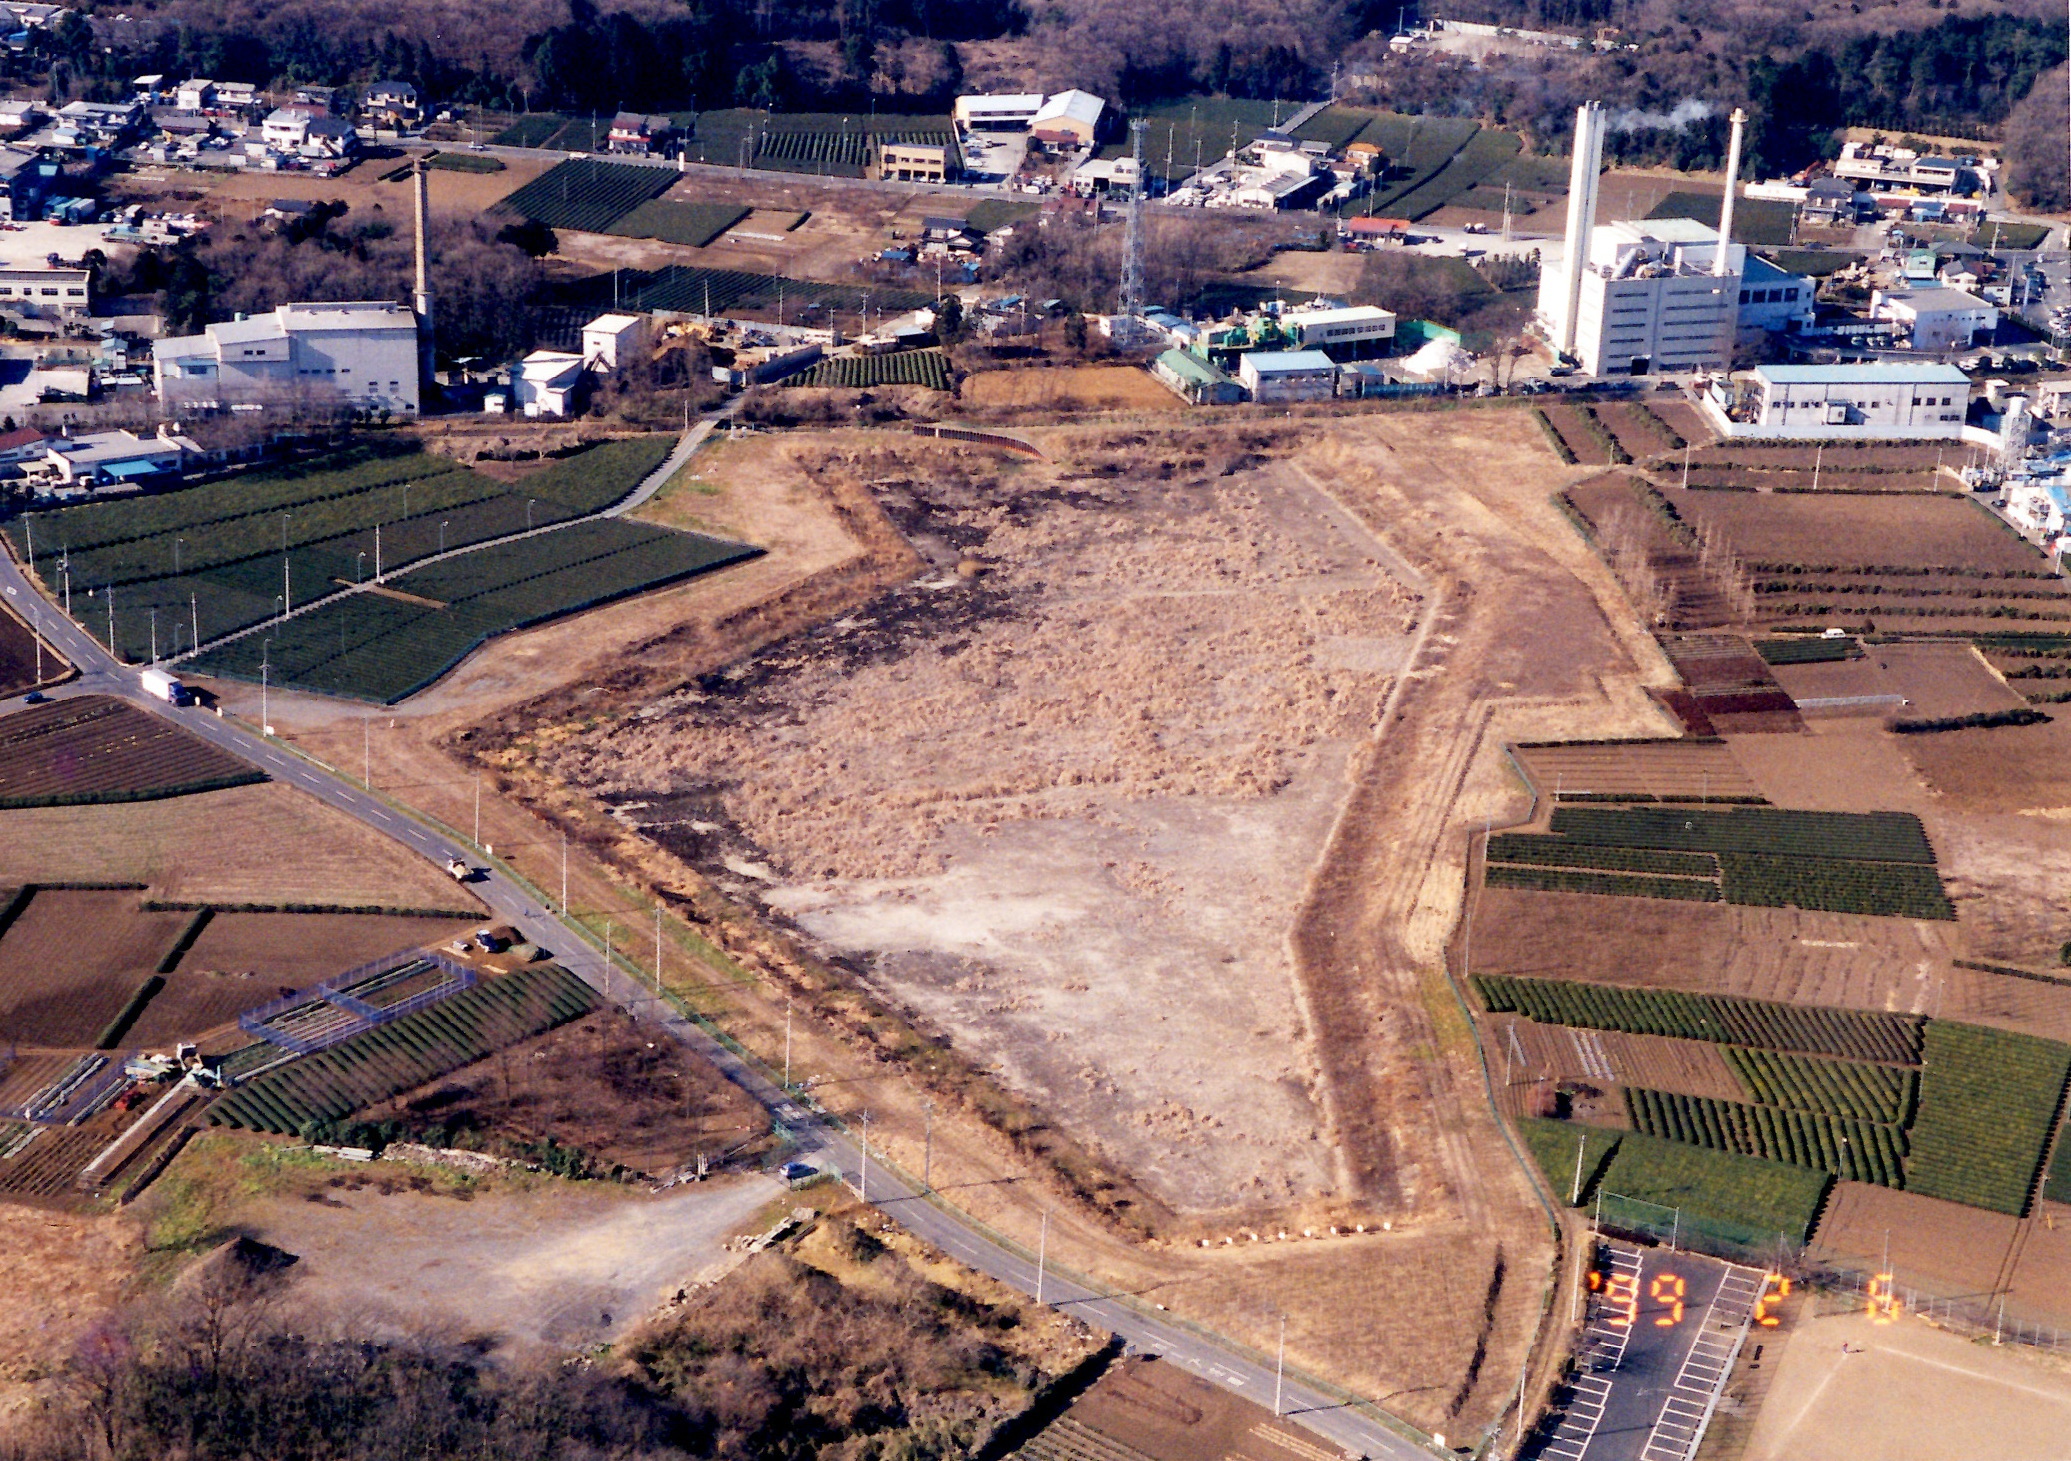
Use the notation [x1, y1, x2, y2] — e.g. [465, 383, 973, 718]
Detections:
[1286, 417, 1678, 1225]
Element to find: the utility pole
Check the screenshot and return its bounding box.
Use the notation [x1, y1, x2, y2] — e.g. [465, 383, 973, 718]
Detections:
[858, 1110, 870, 1202]
[783, 998, 793, 1088]
[560, 830, 568, 916]
[923, 1098, 935, 1192]
[473, 770, 481, 847]
[1274, 1315, 1286, 1417]
[1036, 1210, 1048, 1304]
[363, 716, 370, 788]
[191, 595, 198, 654]
[654, 902, 664, 1010]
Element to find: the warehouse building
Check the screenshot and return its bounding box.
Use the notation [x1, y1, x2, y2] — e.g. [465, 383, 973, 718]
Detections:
[954, 94, 1044, 130]
[1733, 362, 1971, 438]
[1030, 90, 1104, 148]
[1237, 349, 1336, 403]
[153, 300, 421, 414]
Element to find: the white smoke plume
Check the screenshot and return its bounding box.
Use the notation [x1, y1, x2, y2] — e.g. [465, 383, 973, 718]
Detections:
[1606, 99, 1715, 132]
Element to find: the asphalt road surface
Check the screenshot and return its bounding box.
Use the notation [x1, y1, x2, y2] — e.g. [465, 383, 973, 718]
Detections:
[1536, 1241, 1761, 1461]
[0, 549, 1436, 1461]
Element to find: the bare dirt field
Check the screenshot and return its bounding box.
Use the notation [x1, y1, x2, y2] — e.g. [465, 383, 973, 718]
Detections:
[0, 890, 186, 1046]
[0, 601, 62, 700]
[1730, 725, 2071, 973]
[0, 784, 484, 910]
[1769, 642, 2026, 723]
[379, 1007, 771, 1177]
[176, 912, 475, 984]
[1675, 489, 2044, 573]
[1741, 1309, 2071, 1460]
[960, 365, 1185, 411]
[1647, 398, 1716, 448]
[1897, 717, 2071, 815]
[1469, 890, 1958, 1015]
[1053, 1354, 1301, 1461]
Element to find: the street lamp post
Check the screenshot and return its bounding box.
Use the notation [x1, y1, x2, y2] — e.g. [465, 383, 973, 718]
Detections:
[439, 519, 450, 553]
[356, 551, 367, 583]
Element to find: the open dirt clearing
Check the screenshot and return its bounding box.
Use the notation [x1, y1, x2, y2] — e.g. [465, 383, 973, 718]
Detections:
[547, 432, 1420, 1213]
[202, 157, 549, 220]
[224, 1157, 777, 1355]
[0, 783, 483, 910]
[1741, 1309, 2071, 1460]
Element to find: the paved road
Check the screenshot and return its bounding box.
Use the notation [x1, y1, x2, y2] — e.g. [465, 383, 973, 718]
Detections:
[1535, 1242, 1760, 1461]
[0, 549, 1437, 1461]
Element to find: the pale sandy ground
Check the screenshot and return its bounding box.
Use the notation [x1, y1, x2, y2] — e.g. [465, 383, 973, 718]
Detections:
[244, 1172, 777, 1355]
[1745, 1310, 2071, 1461]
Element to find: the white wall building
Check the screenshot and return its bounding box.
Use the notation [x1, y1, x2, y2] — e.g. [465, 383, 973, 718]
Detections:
[511, 350, 586, 416]
[0, 266, 90, 318]
[954, 94, 1043, 130]
[152, 301, 421, 414]
[1737, 363, 1971, 438]
[1282, 304, 1395, 359]
[1537, 217, 1741, 376]
[1237, 349, 1336, 402]
[1870, 285, 1999, 352]
[1030, 89, 1104, 147]
[582, 313, 649, 371]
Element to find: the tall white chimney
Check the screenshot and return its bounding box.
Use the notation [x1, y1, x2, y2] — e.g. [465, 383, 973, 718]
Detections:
[412, 160, 434, 393]
[1558, 101, 1606, 359]
[1714, 108, 1747, 277]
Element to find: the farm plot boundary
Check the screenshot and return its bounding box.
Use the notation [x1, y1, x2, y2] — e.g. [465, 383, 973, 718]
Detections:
[1905, 1021, 2071, 1215]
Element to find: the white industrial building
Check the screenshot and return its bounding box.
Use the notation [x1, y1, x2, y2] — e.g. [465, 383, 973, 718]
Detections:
[582, 312, 649, 371]
[1728, 363, 1971, 439]
[1281, 304, 1395, 359]
[1870, 285, 1999, 352]
[1237, 349, 1336, 402]
[0, 266, 90, 319]
[510, 350, 586, 416]
[1735, 255, 1817, 338]
[153, 301, 421, 413]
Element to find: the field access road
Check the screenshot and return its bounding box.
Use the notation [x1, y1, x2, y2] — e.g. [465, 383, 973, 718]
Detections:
[0, 552, 1436, 1461]
[1535, 1241, 1762, 1461]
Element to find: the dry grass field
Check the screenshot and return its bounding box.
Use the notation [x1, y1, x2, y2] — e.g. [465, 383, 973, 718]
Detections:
[0, 784, 482, 910]
[960, 365, 1184, 411]
[176, 912, 476, 985]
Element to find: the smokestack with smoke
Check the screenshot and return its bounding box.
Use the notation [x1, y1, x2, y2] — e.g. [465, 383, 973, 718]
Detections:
[1715, 107, 1747, 278]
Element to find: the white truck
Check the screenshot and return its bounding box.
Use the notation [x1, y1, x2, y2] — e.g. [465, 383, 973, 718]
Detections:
[139, 668, 192, 706]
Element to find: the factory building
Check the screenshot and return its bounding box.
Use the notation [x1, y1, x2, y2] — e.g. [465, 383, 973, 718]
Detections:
[1281, 304, 1395, 360]
[1538, 105, 1782, 377]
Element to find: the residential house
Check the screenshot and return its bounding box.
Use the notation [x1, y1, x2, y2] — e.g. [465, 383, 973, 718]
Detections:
[363, 81, 420, 127]
[174, 79, 215, 112]
[606, 111, 673, 156]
